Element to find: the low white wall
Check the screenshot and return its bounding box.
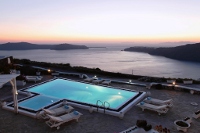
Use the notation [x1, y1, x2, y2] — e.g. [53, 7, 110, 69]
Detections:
[51, 72, 59, 76]
[167, 80, 176, 84]
[183, 80, 193, 84]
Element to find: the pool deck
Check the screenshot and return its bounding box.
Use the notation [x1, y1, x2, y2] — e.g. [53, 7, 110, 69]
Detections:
[0, 75, 200, 133]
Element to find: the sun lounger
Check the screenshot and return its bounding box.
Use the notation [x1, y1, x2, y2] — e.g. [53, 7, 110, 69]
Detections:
[25, 76, 43, 82]
[51, 72, 59, 76]
[45, 111, 82, 129]
[92, 79, 104, 84]
[84, 77, 94, 82]
[40, 105, 74, 119]
[143, 97, 173, 107]
[137, 102, 169, 115]
[101, 80, 111, 85]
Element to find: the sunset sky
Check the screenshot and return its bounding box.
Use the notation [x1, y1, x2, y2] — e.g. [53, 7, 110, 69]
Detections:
[0, 0, 200, 46]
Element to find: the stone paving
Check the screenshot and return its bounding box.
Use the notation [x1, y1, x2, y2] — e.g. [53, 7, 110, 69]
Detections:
[0, 75, 200, 133]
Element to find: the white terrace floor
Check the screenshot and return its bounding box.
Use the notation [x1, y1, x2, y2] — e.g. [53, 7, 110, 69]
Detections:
[0, 75, 200, 133]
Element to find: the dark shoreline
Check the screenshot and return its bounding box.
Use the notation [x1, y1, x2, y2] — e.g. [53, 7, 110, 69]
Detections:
[124, 42, 200, 63]
[12, 58, 200, 84]
[0, 42, 88, 50]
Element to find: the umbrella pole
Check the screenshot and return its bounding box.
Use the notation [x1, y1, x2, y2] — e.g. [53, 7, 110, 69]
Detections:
[10, 78, 18, 114]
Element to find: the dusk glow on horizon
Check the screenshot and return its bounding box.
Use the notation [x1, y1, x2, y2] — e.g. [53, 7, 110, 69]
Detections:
[1, 0, 200, 46]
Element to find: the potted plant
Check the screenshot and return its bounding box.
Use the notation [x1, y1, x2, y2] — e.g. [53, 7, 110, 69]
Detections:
[174, 120, 190, 132]
[193, 110, 200, 119]
[36, 71, 41, 76]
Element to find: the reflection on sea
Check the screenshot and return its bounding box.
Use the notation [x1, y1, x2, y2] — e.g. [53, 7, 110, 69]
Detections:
[1, 46, 200, 79]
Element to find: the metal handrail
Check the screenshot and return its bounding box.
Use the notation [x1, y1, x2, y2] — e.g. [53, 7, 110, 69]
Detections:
[103, 101, 110, 113]
[96, 100, 103, 112]
[96, 100, 110, 113]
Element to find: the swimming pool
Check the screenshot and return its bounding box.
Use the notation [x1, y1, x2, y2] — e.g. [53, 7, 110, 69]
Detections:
[18, 78, 147, 118]
[18, 95, 60, 112]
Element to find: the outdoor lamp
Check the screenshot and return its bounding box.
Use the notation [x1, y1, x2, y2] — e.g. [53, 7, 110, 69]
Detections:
[172, 81, 176, 89]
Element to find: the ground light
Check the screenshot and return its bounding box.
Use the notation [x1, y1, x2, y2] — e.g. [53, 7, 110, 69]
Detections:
[172, 81, 176, 89]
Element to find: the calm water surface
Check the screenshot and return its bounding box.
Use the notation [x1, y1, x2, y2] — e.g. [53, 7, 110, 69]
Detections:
[1, 46, 200, 79]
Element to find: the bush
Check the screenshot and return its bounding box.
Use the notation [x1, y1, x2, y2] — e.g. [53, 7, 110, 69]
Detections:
[21, 59, 31, 64]
[155, 84, 162, 89]
[144, 124, 152, 131]
[136, 120, 147, 128]
[16, 75, 26, 80]
[19, 66, 37, 75]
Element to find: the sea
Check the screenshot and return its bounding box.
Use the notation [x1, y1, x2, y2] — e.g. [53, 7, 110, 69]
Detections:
[0, 46, 200, 79]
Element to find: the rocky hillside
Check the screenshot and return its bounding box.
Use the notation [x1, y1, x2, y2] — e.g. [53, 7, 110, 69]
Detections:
[124, 46, 155, 53]
[124, 43, 200, 62]
[51, 44, 88, 50]
[0, 42, 88, 50]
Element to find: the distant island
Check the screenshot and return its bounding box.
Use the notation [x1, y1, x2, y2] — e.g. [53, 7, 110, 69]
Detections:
[88, 47, 106, 48]
[124, 43, 200, 62]
[0, 42, 88, 50]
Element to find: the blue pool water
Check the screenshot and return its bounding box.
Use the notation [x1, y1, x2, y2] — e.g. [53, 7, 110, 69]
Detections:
[22, 79, 138, 110]
[18, 95, 60, 111]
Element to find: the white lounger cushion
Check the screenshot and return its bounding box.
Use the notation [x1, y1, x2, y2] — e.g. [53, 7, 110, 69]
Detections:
[101, 80, 111, 85]
[46, 111, 82, 129]
[92, 79, 103, 84]
[41, 105, 74, 119]
[144, 97, 173, 107]
[137, 102, 169, 115]
[25, 76, 43, 82]
[43, 107, 70, 115]
[84, 78, 94, 82]
[49, 115, 63, 122]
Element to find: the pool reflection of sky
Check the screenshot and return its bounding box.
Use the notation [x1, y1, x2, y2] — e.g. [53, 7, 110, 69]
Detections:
[18, 95, 60, 111]
[24, 79, 138, 109]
